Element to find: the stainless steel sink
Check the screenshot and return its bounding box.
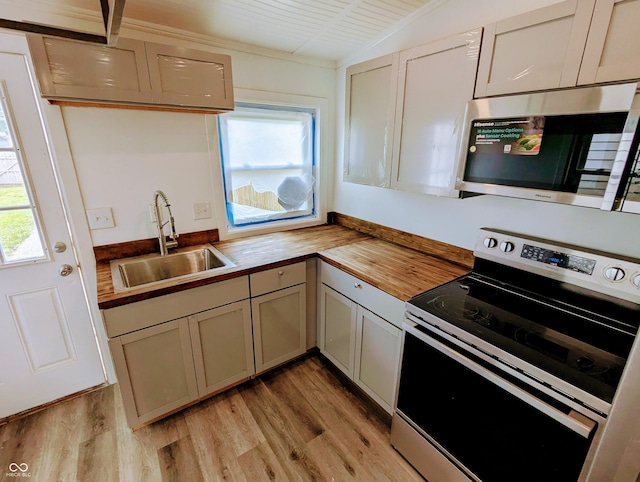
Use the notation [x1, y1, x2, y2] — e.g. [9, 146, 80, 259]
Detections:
[110, 244, 236, 293]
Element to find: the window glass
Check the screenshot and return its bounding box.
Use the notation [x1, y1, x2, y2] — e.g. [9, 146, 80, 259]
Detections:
[0, 90, 45, 264]
[218, 104, 316, 227]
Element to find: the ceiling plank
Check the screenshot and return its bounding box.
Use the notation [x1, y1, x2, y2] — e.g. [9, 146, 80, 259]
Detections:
[105, 0, 126, 46]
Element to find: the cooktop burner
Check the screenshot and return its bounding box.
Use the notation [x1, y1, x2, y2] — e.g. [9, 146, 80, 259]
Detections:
[428, 295, 493, 323]
[408, 274, 637, 404]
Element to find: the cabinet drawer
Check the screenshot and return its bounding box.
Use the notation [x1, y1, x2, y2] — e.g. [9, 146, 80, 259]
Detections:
[250, 261, 306, 297]
[103, 275, 250, 337]
[320, 261, 404, 328]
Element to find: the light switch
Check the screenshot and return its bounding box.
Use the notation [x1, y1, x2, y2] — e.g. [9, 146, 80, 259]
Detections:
[87, 207, 115, 229]
[193, 202, 212, 220]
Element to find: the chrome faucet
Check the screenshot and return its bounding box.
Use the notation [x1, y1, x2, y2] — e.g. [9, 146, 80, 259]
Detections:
[153, 190, 179, 256]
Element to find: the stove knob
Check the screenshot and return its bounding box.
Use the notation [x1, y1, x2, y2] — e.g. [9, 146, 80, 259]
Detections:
[604, 267, 625, 282]
[484, 237, 498, 249]
[632, 274, 640, 289]
[500, 241, 515, 253]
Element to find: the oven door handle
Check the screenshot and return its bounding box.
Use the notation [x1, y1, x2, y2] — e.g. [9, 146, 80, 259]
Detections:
[403, 319, 598, 439]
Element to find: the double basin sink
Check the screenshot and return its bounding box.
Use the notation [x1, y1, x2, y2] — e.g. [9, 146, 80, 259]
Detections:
[110, 244, 235, 293]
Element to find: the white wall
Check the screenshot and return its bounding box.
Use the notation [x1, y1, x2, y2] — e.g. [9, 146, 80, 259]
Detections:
[333, 0, 640, 259]
[47, 31, 334, 384]
[62, 37, 336, 246]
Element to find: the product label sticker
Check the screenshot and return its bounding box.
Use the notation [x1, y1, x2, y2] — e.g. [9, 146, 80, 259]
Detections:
[469, 116, 545, 156]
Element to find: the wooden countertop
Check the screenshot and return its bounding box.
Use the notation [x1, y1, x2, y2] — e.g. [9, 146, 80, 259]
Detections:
[97, 224, 471, 309]
[318, 238, 470, 301]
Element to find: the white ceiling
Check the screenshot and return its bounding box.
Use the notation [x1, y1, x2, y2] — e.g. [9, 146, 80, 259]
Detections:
[0, 0, 441, 63]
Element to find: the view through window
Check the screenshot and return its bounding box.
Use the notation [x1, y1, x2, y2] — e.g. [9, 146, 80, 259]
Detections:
[0, 85, 45, 265]
[218, 104, 316, 227]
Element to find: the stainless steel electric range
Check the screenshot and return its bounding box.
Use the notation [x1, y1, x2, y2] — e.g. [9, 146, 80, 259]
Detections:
[391, 228, 640, 482]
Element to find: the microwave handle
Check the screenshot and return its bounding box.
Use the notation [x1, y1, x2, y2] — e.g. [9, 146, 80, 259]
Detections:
[602, 92, 640, 210]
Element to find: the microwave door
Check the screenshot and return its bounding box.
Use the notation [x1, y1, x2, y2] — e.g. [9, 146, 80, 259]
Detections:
[456, 83, 640, 210]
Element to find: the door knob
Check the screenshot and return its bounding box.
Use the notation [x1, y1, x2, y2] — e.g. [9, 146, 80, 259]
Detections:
[59, 264, 73, 277]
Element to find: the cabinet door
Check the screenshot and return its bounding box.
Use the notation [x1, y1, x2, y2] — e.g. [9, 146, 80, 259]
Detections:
[26, 35, 153, 104]
[391, 30, 480, 196]
[189, 300, 254, 397]
[145, 41, 234, 111]
[319, 284, 357, 378]
[252, 284, 306, 373]
[109, 318, 197, 428]
[578, 0, 640, 85]
[343, 53, 399, 187]
[475, 0, 596, 97]
[354, 307, 402, 414]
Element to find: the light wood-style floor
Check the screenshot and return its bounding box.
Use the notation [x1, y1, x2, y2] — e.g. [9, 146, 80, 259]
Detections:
[0, 355, 423, 481]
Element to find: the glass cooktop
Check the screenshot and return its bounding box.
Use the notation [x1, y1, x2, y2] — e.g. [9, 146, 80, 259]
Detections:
[407, 274, 639, 404]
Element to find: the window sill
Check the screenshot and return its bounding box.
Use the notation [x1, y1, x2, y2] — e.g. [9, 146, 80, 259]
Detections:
[218, 213, 326, 241]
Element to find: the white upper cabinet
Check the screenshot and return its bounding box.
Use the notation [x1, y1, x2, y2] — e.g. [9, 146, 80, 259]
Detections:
[475, 0, 596, 97]
[391, 30, 481, 196]
[476, 0, 640, 97]
[26, 35, 153, 104]
[344, 53, 399, 187]
[145, 41, 234, 111]
[578, 0, 640, 85]
[26, 34, 234, 112]
[343, 29, 481, 196]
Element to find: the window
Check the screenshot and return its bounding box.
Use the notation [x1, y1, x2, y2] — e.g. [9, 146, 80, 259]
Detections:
[0, 83, 45, 265]
[218, 103, 316, 228]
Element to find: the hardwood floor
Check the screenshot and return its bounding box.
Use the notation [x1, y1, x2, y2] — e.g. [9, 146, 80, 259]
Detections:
[0, 355, 423, 481]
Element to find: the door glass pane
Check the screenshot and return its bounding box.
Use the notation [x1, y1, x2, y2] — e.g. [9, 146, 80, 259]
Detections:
[0, 209, 44, 262]
[0, 85, 46, 265]
[0, 106, 13, 148]
[0, 153, 28, 205]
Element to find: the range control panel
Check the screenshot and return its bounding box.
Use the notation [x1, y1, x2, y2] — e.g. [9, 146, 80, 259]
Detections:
[520, 244, 597, 275]
[475, 228, 640, 302]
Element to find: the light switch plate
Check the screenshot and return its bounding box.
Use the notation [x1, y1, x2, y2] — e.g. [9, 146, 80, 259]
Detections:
[87, 207, 115, 229]
[193, 202, 212, 220]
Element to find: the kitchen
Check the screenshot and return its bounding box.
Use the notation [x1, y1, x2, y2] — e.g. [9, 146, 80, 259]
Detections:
[1, 0, 640, 480]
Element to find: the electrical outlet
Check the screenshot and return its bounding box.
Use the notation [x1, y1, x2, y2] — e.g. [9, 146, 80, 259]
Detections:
[148, 204, 157, 223]
[193, 202, 212, 220]
[87, 207, 115, 229]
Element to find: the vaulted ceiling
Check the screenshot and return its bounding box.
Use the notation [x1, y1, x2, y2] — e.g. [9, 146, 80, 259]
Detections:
[0, 0, 442, 63]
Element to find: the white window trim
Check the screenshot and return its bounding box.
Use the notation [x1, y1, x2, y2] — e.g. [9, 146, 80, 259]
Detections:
[207, 89, 328, 240]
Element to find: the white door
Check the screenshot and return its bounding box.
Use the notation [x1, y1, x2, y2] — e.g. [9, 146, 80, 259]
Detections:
[0, 35, 105, 419]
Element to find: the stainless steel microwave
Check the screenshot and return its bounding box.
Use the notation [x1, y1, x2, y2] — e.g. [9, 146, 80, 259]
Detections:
[455, 83, 640, 211]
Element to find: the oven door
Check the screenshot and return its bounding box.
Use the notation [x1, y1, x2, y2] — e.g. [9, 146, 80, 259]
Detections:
[392, 319, 598, 482]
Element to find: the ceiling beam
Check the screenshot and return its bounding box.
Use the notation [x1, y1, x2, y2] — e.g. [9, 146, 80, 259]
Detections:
[0, 19, 106, 44]
[103, 0, 126, 46]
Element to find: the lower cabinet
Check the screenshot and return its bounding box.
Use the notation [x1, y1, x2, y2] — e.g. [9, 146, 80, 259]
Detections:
[189, 300, 254, 397]
[109, 318, 198, 427]
[319, 262, 404, 414]
[250, 262, 307, 374]
[252, 285, 306, 373]
[320, 285, 357, 377]
[354, 307, 402, 412]
[104, 263, 310, 429]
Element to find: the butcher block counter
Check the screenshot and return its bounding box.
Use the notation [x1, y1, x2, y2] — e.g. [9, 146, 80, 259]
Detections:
[96, 221, 472, 309]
